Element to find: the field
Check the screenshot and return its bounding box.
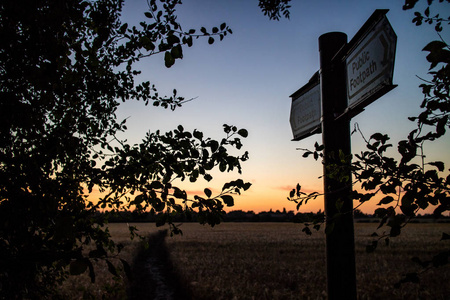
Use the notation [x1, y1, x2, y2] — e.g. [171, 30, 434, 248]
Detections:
[59, 222, 449, 299]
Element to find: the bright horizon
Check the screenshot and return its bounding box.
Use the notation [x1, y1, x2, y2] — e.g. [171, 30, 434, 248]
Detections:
[105, 0, 450, 215]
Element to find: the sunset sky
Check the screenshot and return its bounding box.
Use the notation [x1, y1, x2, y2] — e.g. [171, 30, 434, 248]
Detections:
[115, 0, 450, 214]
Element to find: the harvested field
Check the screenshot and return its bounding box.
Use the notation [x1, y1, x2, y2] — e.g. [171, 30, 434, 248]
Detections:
[58, 222, 449, 299]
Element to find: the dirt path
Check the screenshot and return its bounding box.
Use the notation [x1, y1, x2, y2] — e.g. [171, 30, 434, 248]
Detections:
[127, 230, 191, 300]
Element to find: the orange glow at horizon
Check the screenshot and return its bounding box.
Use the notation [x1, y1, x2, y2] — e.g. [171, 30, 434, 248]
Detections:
[84, 172, 440, 216]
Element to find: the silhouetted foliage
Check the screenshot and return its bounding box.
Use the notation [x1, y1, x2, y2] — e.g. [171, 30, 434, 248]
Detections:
[0, 0, 254, 297]
[258, 0, 291, 20]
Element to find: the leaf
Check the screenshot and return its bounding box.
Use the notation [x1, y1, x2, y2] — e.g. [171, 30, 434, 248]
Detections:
[144, 12, 153, 18]
[302, 151, 312, 158]
[423, 40, 448, 69]
[315, 143, 324, 151]
[302, 226, 312, 236]
[377, 196, 394, 205]
[185, 36, 193, 47]
[164, 51, 175, 68]
[150, 181, 164, 189]
[209, 140, 219, 153]
[153, 199, 166, 211]
[87, 259, 95, 283]
[219, 162, 226, 172]
[371, 132, 386, 142]
[171, 44, 183, 59]
[70, 260, 88, 275]
[120, 259, 133, 281]
[436, 116, 448, 136]
[204, 188, 212, 198]
[390, 224, 401, 237]
[106, 259, 118, 277]
[428, 161, 445, 171]
[378, 216, 388, 229]
[208, 37, 214, 44]
[118, 23, 128, 34]
[167, 34, 180, 45]
[289, 189, 295, 198]
[221, 195, 234, 206]
[237, 129, 248, 138]
[193, 129, 203, 140]
[134, 194, 145, 204]
[435, 22, 443, 32]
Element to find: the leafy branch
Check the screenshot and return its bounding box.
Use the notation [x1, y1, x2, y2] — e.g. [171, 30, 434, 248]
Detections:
[92, 124, 250, 231]
[258, 0, 292, 21]
[115, 0, 233, 68]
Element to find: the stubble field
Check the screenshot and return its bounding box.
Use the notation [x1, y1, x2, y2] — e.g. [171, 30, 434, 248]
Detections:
[59, 222, 449, 299]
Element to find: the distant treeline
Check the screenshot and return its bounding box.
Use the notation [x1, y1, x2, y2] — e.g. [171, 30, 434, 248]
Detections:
[102, 209, 449, 223]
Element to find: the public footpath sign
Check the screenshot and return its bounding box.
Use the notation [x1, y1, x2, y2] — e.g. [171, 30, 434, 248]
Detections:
[289, 10, 396, 300]
[289, 10, 397, 141]
[346, 12, 397, 112]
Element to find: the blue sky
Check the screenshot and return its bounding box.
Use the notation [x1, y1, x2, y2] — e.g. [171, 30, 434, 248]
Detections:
[116, 0, 450, 213]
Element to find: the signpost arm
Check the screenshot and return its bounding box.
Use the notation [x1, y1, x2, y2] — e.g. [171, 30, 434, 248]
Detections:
[319, 32, 357, 300]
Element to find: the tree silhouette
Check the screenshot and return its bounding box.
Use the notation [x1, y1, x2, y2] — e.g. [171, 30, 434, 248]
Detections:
[0, 0, 254, 297]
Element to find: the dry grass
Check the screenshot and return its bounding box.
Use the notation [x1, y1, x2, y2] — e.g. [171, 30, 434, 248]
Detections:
[58, 222, 449, 299]
[165, 223, 327, 300]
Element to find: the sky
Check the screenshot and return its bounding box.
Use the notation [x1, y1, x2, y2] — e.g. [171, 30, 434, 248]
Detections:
[115, 0, 450, 214]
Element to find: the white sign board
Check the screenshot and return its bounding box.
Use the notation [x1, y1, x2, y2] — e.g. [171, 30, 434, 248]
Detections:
[290, 83, 321, 141]
[346, 15, 396, 110]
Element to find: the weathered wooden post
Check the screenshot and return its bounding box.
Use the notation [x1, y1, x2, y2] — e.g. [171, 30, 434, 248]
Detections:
[318, 32, 357, 300]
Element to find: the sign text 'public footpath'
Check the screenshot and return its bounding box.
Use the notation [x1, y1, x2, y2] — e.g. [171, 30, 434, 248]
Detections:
[346, 14, 397, 111]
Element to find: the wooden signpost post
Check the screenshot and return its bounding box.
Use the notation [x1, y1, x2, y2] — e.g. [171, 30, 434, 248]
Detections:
[289, 10, 397, 300]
